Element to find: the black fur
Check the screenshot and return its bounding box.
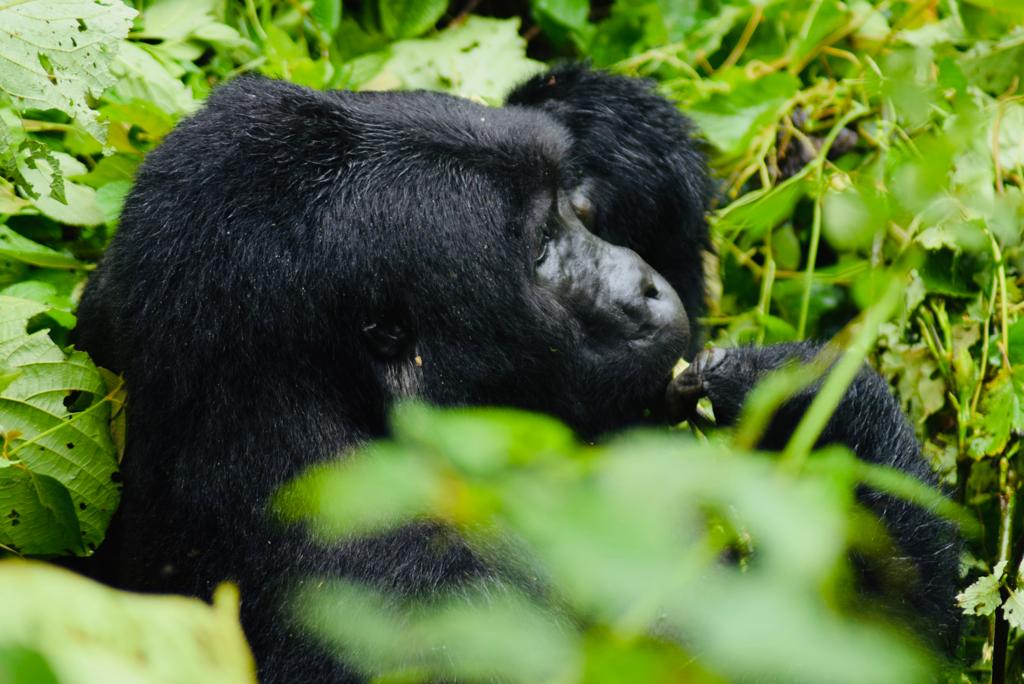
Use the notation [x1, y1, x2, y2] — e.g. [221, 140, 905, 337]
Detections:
[75, 65, 957, 681]
[670, 343, 961, 651]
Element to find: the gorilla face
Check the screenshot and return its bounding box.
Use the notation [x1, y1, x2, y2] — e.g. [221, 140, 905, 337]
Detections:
[528, 189, 690, 432]
[280, 87, 701, 438]
[348, 106, 692, 435]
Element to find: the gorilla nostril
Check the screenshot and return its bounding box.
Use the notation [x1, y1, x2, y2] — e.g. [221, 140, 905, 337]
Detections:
[643, 283, 659, 299]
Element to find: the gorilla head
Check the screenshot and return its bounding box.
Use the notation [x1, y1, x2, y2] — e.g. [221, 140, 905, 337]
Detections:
[79, 66, 709, 448]
[326, 85, 698, 437]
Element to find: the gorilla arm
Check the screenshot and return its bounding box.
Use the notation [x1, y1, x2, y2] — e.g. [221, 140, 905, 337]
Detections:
[664, 342, 961, 651]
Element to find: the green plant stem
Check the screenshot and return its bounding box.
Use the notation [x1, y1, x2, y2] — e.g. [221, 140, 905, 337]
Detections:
[993, 456, 1015, 684]
[756, 229, 777, 345]
[782, 277, 901, 471]
[245, 0, 267, 40]
[796, 105, 868, 339]
[796, 193, 823, 340]
[718, 3, 763, 72]
[20, 120, 74, 132]
[996, 238, 1012, 371]
[971, 272, 999, 417]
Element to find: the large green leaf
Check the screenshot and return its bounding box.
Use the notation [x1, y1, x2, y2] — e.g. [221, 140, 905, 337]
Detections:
[0, 0, 137, 141]
[311, 0, 342, 39]
[379, 0, 447, 40]
[0, 464, 80, 555]
[366, 17, 545, 103]
[109, 42, 199, 118]
[0, 296, 119, 555]
[17, 152, 104, 227]
[688, 72, 800, 161]
[957, 560, 1006, 616]
[0, 225, 85, 270]
[1, 561, 256, 683]
[967, 368, 1024, 459]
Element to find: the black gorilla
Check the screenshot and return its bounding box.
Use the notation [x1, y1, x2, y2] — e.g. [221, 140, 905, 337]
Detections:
[76, 65, 958, 682]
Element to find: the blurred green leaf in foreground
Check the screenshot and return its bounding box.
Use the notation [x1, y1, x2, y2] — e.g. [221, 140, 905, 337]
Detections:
[277, 402, 952, 684]
[0, 560, 255, 684]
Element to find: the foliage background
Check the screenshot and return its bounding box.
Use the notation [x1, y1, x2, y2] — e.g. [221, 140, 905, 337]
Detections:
[0, 0, 1023, 682]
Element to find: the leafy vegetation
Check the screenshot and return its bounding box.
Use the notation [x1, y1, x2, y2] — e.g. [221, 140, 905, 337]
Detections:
[0, 0, 1022, 681]
[278, 402, 953, 683]
[1, 561, 254, 683]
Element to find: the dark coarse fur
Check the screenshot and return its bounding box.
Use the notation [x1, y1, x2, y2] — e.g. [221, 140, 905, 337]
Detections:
[75, 64, 958, 681]
[674, 343, 961, 651]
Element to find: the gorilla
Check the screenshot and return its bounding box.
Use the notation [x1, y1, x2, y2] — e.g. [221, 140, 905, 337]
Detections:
[75, 65, 958, 682]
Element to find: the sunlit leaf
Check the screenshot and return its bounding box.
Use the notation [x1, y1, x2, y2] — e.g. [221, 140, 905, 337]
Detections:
[688, 72, 799, 161]
[957, 560, 1006, 616]
[0, 0, 136, 140]
[367, 17, 545, 103]
[1, 561, 255, 683]
[379, 0, 447, 40]
[0, 296, 119, 554]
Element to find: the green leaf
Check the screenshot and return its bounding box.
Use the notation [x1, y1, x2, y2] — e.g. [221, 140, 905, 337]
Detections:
[95, 180, 131, 226]
[191, 22, 254, 52]
[283, 407, 934, 682]
[367, 17, 545, 103]
[0, 278, 77, 330]
[772, 224, 801, 271]
[260, 24, 331, 89]
[1003, 588, 1024, 631]
[379, 0, 447, 40]
[0, 296, 120, 554]
[0, 465, 81, 555]
[0, 0, 137, 141]
[1008, 318, 1024, 366]
[957, 560, 1006, 616]
[139, 0, 217, 41]
[0, 185, 29, 215]
[532, 0, 590, 31]
[17, 152, 103, 227]
[134, 0, 255, 56]
[392, 402, 575, 473]
[713, 164, 812, 240]
[968, 369, 1024, 459]
[110, 42, 199, 118]
[959, 31, 1024, 96]
[961, 0, 1024, 15]
[688, 72, 800, 161]
[784, 0, 848, 67]
[1, 561, 256, 683]
[531, 0, 593, 45]
[681, 5, 745, 62]
[100, 100, 175, 139]
[295, 581, 579, 682]
[823, 184, 888, 252]
[311, 0, 342, 39]
[274, 443, 444, 540]
[0, 226, 84, 270]
[0, 646, 59, 684]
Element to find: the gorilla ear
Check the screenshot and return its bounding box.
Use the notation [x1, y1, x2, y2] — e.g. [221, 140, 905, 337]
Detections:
[361, 320, 411, 358]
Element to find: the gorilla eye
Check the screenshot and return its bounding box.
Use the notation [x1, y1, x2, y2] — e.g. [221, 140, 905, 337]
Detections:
[535, 226, 553, 264]
[571, 193, 594, 228]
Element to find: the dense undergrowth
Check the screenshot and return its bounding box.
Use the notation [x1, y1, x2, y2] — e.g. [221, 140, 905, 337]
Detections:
[0, 0, 1022, 682]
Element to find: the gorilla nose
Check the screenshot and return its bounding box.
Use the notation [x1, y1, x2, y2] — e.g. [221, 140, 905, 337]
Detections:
[641, 274, 660, 299]
[641, 268, 686, 329]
